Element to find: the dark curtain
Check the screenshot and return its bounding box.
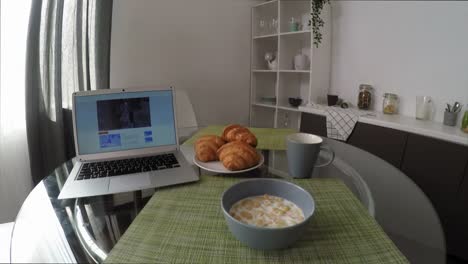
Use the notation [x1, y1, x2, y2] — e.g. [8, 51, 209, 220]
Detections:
[26, 0, 113, 185]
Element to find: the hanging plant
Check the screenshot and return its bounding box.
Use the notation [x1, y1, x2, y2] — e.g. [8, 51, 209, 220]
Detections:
[309, 0, 330, 48]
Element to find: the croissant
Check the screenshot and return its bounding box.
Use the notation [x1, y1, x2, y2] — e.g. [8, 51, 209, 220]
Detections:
[222, 124, 258, 147]
[217, 141, 260, 171]
[195, 135, 226, 162]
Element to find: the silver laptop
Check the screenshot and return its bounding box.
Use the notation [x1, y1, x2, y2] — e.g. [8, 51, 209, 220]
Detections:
[58, 87, 199, 199]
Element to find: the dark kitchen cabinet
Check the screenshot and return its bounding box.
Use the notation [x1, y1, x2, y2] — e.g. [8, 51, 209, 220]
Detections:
[300, 113, 327, 137]
[460, 162, 468, 207]
[461, 163, 468, 204]
[300, 113, 468, 260]
[400, 134, 468, 259]
[451, 162, 468, 260]
[301, 115, 409, 168]
[347, 122, 408, 168]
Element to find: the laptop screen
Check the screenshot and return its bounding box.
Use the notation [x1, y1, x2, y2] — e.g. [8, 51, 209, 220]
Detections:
[74, 89, 177, 155]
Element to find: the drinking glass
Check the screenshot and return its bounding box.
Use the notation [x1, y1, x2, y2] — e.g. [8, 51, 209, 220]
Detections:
[416, 96, 433, 120]
[258, 19, 266, 36]
[269, 18, 278, 34]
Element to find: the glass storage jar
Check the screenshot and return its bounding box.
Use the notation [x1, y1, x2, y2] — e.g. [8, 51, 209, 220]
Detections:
[357, 84, 373, 110]
[462, 110, 468, 133]
[383, 93, 398, 114]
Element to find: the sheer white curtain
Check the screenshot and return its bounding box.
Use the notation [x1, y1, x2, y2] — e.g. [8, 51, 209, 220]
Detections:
[0, 0, 34, 223]
[26, 0, 113, 185]
[0, 0, 113, 223]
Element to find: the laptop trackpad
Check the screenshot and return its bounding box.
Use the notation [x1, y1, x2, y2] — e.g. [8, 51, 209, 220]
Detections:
[109, 174, 151, 193]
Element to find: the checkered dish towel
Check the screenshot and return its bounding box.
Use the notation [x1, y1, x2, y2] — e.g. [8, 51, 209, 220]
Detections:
[325, 107, 359, 141]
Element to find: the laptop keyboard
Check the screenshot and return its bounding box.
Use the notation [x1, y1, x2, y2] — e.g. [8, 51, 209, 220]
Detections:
[76, 154, 180, 180]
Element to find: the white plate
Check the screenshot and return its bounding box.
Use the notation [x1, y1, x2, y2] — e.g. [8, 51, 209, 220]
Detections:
[193, 152, 264, 174]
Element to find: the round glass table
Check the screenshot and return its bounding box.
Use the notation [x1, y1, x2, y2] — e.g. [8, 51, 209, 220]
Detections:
[10, 138, 445, 263]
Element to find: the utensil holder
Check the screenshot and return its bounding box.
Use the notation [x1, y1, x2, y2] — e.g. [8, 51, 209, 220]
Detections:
[443, 111, 458, 126]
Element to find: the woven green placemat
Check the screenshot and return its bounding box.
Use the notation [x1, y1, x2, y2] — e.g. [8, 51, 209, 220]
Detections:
[105, 176, 407, 263]
[182, 125, 296, 150]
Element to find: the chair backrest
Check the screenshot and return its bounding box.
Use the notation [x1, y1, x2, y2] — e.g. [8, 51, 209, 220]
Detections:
[174, 89, 198, 142]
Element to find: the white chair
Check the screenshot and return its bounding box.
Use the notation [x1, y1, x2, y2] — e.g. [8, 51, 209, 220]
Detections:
[174, 89, 198, 143]
[0, 222, 14, 263]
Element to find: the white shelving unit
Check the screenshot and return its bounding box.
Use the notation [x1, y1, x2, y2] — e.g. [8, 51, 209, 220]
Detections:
[249, 0, 331, 130]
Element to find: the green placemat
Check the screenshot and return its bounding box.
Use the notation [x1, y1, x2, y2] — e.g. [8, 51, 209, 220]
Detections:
[105, 176, 407, 263]
[182, 125, 296, 150]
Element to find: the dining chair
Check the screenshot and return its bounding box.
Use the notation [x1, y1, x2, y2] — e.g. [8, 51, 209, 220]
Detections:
[0, 222, 14, 263]
[174, 89, 198, 143]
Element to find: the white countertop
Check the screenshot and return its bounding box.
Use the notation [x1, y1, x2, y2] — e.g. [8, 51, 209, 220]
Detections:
[299, 105, 468, 147]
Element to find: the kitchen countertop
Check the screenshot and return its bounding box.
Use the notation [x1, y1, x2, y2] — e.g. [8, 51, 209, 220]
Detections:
[299, 105, 468, 147]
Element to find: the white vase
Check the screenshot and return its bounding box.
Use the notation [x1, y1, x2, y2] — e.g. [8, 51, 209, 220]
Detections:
[294, 54, 308, 70]
[301, 13, 310, 30]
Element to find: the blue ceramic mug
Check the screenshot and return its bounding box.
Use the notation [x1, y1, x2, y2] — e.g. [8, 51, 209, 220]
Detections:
[286, 133, 335, 178]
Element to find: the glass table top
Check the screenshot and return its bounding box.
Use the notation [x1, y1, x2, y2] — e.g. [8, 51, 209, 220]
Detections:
[10, 137, 446, 263]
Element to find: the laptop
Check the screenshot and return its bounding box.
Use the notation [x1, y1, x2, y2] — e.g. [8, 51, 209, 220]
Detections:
[58, 87, 199, 199]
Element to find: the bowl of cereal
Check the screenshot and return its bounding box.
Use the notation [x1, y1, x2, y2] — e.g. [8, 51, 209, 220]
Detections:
[221, 178, 315, 250]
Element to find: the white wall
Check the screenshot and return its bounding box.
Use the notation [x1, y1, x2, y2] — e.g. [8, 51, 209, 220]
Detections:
[330, 1, 468, 122]
[110, 0, 260, 126]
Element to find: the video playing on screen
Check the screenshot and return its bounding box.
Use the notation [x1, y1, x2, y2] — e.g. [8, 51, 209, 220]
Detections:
[96, 97, 151, 131]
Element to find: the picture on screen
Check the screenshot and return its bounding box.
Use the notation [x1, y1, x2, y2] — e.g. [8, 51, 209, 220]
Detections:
[99, 134, 121, 148]
[97, 97, 151, 131]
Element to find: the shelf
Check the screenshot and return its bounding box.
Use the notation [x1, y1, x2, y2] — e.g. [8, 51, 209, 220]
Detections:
[250, 0, 330, 132]
[279, 30, 311, 36]
[253, 0, 278, 8]
[277, 105, 301, 112]
[251, 105, 276, 128]
[252, 69, 277, 73]
[252, 102, 276, 109]
[252, 36, 277, 70]
[279, 70, 310, 73]
[277, 72, 309, 109]
[252, 30, 309, 40]
[253, 33, 278, 40]
[276, 108, 301, 129]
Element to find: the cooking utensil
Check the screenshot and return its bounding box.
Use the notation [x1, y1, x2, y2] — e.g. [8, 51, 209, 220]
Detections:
[447, 103, 452, 112]
[453, 102, 461, 113]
